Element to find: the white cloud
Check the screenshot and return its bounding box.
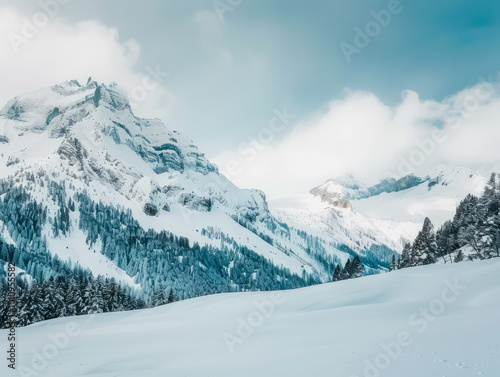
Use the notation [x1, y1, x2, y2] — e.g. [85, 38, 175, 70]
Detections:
[0, 6, 174, 120]
[213, 77, 500, 199]
[2, 5, 499, 201]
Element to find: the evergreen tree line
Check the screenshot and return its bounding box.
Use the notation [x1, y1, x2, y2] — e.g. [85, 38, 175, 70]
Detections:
[335, 243, 395, 271]
[0, 271, 146, 329]
[0, 175, 318, 327]
[295, 229, 341, 277]
[395, 173, 500, 270]
[331, 256, 364, 282]
[74, 188, 320, 300]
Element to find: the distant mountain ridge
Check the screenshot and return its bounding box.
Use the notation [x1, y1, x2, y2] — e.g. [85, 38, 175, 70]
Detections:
[271, 165, 487, 270]
[310, 173, 424, 207]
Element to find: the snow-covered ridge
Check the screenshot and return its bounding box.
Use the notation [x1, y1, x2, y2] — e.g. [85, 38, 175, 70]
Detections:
[272, 165, 487, 261]
[352, 164, 487, 227]
[311, 165, 485, 208]
[310, 172, 424, 207]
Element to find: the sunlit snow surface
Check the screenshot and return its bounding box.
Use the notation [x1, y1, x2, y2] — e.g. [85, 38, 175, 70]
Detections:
[3, 259, 499, 377]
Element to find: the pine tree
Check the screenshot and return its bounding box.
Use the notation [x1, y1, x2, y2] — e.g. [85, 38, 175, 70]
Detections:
[399, 242, 411, 268]
[28, 285, 45, 324]
[152, 288, 167, 307]
[390, 255, 397, 271]
[342, 259, 351, 280]
[332, 265, 342, 282]
[475, 173, 500, 258]
[454, 249, 465, 263]
[455, 195, 481, 253]
[167, 288, 176, 304]
[436, 220, 455, 263]
[410, 217, 437, 266]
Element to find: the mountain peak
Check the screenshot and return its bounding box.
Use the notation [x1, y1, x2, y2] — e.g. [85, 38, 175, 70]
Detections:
[311, 171, 424, 206]
[0, 80, 289, 249]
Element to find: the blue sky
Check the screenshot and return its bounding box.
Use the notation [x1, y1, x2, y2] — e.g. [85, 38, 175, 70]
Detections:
[1, 0, 500, 197]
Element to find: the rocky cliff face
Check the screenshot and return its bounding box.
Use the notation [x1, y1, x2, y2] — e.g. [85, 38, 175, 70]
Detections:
[0, 79, 271, 223]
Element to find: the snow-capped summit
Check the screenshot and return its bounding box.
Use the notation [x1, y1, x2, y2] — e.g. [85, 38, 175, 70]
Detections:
[424, 164, 486, 191]
[0, 79, 268, 219]
[309, 173, 366, 208]
[0, 80, 367, 285]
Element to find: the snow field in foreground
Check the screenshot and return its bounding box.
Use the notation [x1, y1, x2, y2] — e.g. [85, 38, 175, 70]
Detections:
[2, 259, 499, 377]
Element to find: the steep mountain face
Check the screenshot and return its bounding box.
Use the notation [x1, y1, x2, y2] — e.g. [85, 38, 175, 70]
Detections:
[271, 165, 487, 265]
[0, 80, 366, 297]
[0, 80, 262, 220]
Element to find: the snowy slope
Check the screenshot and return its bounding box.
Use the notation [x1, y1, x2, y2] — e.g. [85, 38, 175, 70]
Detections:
[3, 259, 499, 377]
[271, 194, 416, 268]
[272, 165, 487, 257]
[353, 165, 487, 226]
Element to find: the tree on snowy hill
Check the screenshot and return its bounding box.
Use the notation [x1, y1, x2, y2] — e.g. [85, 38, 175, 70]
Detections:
[0, 176, 318, 328]
[408, 217, 437, 267]
[0, 273, 145, 329]
[342, 259, 351, 280]
[436, 220, 456, 263]
[397, 172, 500, 270]
[454, 194, 481, 254]
[475, 173, 500, 258]
[331, 257, 364, 282]
[167, 288, 177, 304]
[152, 288, 168, 307]
[389, 255, 397, 271]
[398, 242, 411, 269]
[348, 256, 364, 278]
[332, 265, 342, 282]
[454, 249, 465, 263]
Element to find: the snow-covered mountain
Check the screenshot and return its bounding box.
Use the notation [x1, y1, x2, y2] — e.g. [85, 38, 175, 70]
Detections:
[3, 258, 499, 377]
[0, 79, 357, 291]
[271, 165, 487, 262]
[0, 79, 488, 294]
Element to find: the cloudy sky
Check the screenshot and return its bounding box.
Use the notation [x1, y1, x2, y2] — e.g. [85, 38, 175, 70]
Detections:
[1, 0, 500, 198]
